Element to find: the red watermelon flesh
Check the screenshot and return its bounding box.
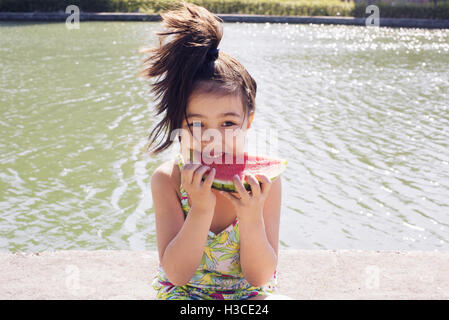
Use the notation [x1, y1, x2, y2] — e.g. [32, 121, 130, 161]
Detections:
[177, 151, 287, 192]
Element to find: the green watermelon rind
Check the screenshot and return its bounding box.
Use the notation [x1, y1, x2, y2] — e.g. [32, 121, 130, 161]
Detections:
[176, 153, 287, 193]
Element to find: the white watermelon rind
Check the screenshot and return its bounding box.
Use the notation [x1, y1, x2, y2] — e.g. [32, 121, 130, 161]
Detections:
[176, 153, 287, 192]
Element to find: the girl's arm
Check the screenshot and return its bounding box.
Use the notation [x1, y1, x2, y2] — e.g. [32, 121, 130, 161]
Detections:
[222, 175, 281, 287]
[151, 162, 216, 286]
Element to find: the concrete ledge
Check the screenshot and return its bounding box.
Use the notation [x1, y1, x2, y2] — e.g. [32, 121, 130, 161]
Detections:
[1, 249, 448, 299]
[0, 12, 449, 28]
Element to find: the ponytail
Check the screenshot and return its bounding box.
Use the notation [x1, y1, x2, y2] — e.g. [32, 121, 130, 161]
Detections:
[139, 1, 257, 156]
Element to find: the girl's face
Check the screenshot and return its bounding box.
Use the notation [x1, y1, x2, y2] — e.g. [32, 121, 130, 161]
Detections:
[180, 92, 253, 162]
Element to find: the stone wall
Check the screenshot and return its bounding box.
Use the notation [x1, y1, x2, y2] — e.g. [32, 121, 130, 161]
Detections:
[0, 12, 448, 28]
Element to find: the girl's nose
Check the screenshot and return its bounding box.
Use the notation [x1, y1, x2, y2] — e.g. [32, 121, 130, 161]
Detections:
[202, 140, 222, 150]
[202, 138, 224, 156]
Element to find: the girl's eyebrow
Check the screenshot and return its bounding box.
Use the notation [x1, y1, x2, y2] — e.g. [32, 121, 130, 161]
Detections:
[186, 113, 204, 119]
[186, 112, 241, 118]
[219, 112, 241, 118]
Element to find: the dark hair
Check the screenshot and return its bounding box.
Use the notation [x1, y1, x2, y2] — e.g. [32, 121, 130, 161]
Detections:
[139, 0, 257, 156]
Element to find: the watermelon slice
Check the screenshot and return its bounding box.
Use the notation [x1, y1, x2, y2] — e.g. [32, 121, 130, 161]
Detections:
[176, 150, 287, 192]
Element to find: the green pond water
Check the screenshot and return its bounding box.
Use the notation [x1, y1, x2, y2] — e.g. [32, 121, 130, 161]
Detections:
[0, 21, 448, 252]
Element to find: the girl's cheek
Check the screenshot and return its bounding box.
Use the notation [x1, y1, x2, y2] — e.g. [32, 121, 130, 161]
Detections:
[226, 129, 246, 154]
[179, 126, 204, 151]
[179, 130, 194, 153]
[234, 135, 246, 153]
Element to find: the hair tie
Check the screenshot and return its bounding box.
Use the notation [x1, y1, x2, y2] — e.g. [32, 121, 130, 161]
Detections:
[206, 47, 219, 61]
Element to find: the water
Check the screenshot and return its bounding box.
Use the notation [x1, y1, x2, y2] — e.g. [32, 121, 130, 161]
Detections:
[0, 21, 448, 252]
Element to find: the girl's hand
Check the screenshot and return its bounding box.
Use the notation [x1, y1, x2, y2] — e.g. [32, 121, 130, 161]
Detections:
[220, 174, 272, 222]
[180, 163, 216, 214]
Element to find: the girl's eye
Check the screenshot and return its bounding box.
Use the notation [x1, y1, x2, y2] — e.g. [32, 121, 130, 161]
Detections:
[222, 121, 237, 127]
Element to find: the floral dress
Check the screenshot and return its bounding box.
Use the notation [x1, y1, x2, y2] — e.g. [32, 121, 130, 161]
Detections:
[151, 154, 278, 300]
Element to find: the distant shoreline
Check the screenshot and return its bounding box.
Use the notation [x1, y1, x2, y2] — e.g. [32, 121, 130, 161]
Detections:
[1, 12, 449, 29]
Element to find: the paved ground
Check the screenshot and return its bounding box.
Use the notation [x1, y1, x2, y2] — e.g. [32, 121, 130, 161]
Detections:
[1, 249, 448, 299]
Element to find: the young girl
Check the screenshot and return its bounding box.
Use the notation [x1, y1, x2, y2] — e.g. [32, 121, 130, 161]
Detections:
[140, 1, 290, 300]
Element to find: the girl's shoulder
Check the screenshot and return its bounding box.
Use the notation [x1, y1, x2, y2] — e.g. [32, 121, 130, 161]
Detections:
[150, 159, 181, 194]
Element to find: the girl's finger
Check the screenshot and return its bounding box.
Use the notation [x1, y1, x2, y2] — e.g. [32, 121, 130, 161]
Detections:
[229, 192, 241, 199]
[233, 175, 250, 201]
[202, 167, 215, 188]
[181, 163, 201, 185]
[192, 165, 210, 186]
[246, 174, 261, 199]
[256, 174, 272, 195]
